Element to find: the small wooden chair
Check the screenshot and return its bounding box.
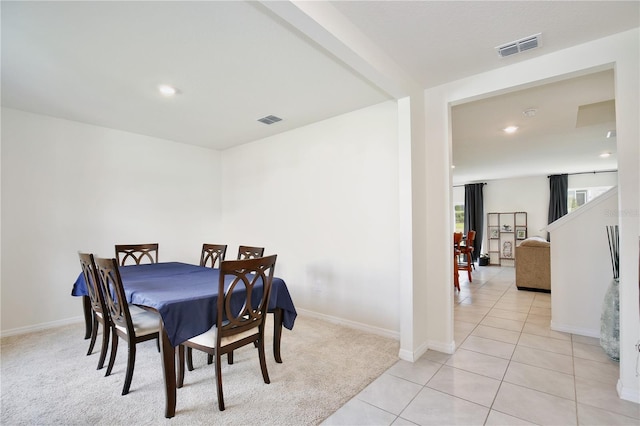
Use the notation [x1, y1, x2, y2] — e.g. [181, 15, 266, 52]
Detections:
[94, 256, 161, 395]
[178, 255, 277, 411]
[237, 245, 264, 260]
[115, 243, 158, 266]
[78, 252, 110, 369]
[200, 244, 227, 268]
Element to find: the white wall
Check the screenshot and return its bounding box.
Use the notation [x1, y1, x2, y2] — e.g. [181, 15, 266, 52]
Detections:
[220, 101, 401, 336]
[483, 176, 548, 240]
[1, 108, 222, 334]
[569, 171, 618, 189]
[1, 102, 401, 339]
[548, 188, 618, 336]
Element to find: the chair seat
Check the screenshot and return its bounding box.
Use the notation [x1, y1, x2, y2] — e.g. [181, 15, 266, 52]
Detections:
[187, 325, 258, 348]
[115, 310, 161, 337]
[129, 305, 146, 315]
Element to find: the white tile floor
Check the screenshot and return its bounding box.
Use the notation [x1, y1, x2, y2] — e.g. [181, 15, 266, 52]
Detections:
[322, 266, 640, 425]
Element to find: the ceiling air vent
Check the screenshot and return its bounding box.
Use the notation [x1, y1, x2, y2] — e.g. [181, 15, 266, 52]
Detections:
[495, 33, 542, 58]
[257, 115, 282, 125]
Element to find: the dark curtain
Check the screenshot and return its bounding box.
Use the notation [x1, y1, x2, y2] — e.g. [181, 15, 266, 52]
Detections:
[464, 183, 484, 261]
[547, 174, 568, 241]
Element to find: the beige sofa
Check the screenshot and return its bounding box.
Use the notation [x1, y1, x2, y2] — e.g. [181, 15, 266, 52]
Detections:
[515, 237, 551, 292]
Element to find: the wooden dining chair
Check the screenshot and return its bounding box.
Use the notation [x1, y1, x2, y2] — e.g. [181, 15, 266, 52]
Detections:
[94, 256, 161, 395]
[115, 243, 159, 266]
[178, 254, 277, 411]
[78, 252, 111, 369]
[200, 244, 227, 268]
[237, 245, 264, 260]
[186, 243, 229, 369]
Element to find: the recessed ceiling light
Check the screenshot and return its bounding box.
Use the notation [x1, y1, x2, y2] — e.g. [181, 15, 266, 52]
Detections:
[600, 152, 612, 158]
[451, 165, 456, 169]
[606, 130, 616, 138]
[158, 84, 178, 97]
[503, 126, 519, 134]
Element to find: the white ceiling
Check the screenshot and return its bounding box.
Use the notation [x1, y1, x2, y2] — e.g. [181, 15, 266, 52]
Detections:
[451, 69, 617, 185]
[2, 1, 638, 182]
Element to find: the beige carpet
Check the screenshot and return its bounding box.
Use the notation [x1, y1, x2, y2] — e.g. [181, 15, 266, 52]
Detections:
[1, 315, 399, 425]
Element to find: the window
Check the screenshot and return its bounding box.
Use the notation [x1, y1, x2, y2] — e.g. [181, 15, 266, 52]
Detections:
[454, 204, 464, 232]
[568, 186, 612, 212]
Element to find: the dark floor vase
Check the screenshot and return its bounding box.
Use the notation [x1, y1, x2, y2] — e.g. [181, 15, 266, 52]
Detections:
[600, 278, 620, 361]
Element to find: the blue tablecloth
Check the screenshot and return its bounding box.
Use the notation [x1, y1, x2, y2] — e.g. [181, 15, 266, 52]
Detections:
[72, 262, 297, 347]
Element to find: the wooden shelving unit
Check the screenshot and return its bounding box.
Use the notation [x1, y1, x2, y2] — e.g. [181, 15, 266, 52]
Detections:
[487, 212, 527, 266]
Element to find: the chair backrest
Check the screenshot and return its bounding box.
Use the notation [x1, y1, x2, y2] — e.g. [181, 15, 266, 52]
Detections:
[94, 256, 135, 335]
[454, 232, 463, 247]
[78, 252, 108, 318]
[236, 245, 264, 260]
[466, 230, 476, 248]
[200, 244, 227, 268]
[115, 243, 158, 266]
[217, 255, 277, 343]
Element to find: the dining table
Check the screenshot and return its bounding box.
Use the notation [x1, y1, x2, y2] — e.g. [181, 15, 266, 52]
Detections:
[71, 261, 297, 418]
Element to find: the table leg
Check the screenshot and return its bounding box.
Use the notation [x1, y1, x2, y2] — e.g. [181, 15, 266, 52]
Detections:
[159, 323, 176, 418]
[272, 308, 283, 363]
[82, 296, 92, 339]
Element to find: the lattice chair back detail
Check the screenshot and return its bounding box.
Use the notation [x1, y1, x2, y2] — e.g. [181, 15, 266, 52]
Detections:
[200, 244, 228, 268]
[237, 245, 265, 260]
[115, 243, 159, 266]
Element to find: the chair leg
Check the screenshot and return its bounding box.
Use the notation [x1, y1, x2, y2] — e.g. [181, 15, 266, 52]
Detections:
[177, 345, 185, 388]
[468, 252, 475, 270]
[122, 342, 136, 395]
[257, 338, 270, 384]
[215, 352, 225, 411]
[227, 351, 233, 365]
[87, 314, 98, 356]
[105, 330, 118, 376]
[97, 322, 110, 370]
[207, 354, 213, 365]
[186, 347, 194, 371]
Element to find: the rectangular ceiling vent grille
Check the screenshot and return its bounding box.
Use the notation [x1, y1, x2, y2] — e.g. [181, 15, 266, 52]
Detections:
[257, 115, 282, 125]
[495, 33, 541, 58]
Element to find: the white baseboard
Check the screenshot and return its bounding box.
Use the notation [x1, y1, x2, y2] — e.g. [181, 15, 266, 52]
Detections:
[618, 379, 640, 404]
[550, 320, 600, 338]
[398, 348, 415, 361]
[1, 316, 84, 338]
[398, 341, 430, 362]
[295, 310, 460, 362]
[427, 339, 456, 355]
[296, 308, 400, 341]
